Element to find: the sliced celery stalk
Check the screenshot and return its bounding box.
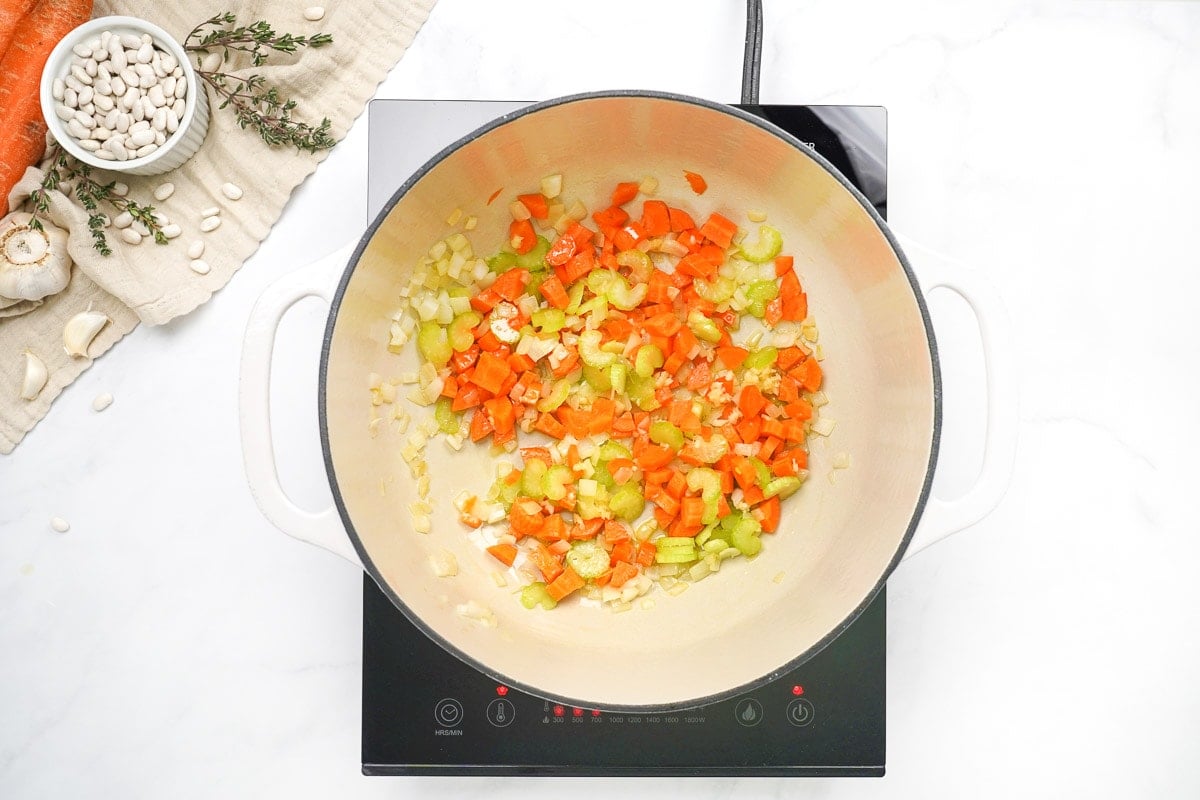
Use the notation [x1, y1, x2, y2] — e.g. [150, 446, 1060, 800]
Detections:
[649, 420, 685, 452]
[763, 476, 802, 500]
[634, 344, 665, 378]
[740, 225, 783, 263]
[487, 251, 518, 273]
[521, 582, 558, 610]
[655, 545, 698, 564]
[687, 309, 722, 343]
[694, 276, 735, 303]
[743, 346, 779, 371]
[625, 371, 660, 411]
[448, 311, 481, 352]
[578, 330, 617, 368]
[531, 307, 566, 333]
[564, 281, 586, 314]
[598, 441, 633, 461]
[416, 321, 452, 367]
[543, 465, 573, 502]
[616, 249, 653, 282]
[516, 236, 551, 269]
[728, 514, 763, 556]
[434, 398, 459, 435]
[686, 467, 723, 525]
[745, 280, 780, 318]
[609, 362, 628, 395]
[749, 457, 773, 490]
[537, 379, 571, 412]
[583, 365, 612, 392]
[566, 541, 611, 579]
[609, 484, 645, 522]
[521, 459, 548, 499]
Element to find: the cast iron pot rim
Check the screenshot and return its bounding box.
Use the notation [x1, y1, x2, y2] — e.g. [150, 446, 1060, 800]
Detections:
[317, 90, 942, 713]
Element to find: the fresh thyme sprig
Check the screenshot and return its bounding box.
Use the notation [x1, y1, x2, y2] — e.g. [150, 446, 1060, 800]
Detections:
[28, 144, 167, 256]
[185, 12, 335, 152]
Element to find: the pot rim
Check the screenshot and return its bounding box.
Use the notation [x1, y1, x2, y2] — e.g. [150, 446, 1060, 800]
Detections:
[317, 90, 942, 713]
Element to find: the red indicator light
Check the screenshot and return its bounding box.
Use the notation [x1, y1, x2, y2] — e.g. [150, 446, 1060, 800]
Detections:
[553, 705, 564, 717]
[496, 686, 509, 696]
[792, 685, 805, 696]
[592, 709, 602, 717]
[572, 707, 584, 717]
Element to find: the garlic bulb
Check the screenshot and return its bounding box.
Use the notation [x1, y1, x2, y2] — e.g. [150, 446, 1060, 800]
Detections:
[0, 213, 72, 302]
[63, 310, 110, 358]
[20, 351, 48, 400]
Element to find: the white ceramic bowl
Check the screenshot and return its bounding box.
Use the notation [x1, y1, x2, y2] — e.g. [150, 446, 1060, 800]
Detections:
[39, 15, 209, 176]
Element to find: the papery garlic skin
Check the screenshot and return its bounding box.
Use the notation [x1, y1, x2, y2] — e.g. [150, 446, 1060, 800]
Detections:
[63, 311, 110, 358]
[0, 213, 72, 302]
[20, 351, 48, 400]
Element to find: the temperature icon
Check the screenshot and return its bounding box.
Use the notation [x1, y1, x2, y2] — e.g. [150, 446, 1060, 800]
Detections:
[487, 698, 516, 728]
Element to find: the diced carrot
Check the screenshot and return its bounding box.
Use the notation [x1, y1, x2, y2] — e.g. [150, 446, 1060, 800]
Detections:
[517, 194, 547, 220]
[469, 408, 493, 441]
[738, 385, 768, 418]
[686, 359, 712, 392]
[453, 384, 485, 412]
[733, 416, 760, 443]
[676, 228, 704, 253]
[774, 255, 794, 277]
[550, 348, 580, 378]
[777, 376, 800, 403]
[676, 253, 716, 279]
[440, 376, 458, 399]
[634, 443, 674, 471]
[566, 220, 594, 246]
[543, 514, 568, 541]
[668, 206, 696, 232]
[491, 267, 531, 302]
[535, 412, 567, 439]
[556, 246, 594, 285]
[742, 485, 765, 506]
[640, 200, 671, 236]
[780, 270, 807, 321]
[592, 571, 614, 588]
[588, 398, 617, 435]
[602, 316, 634, 341]
[532, 542, 564, 582]
[611, 181, 640, 206]
[636, 541, 657, 567]
[716, 346, 749, 370]
[592, 205, 630, 229]
[757, 496, 781, 533]
[777, 346, 806, 371]
[613, 222, 646, 251]
[507, 353, 536, 373]
[646, 270, 675, 304]
[784, 398, 813, 421]
[798, 358, 823, 392]
[698, 213, 737, 249]
[545, 235, 577, 268]
[609, 561, 640, 588]
[485, 396, 516, 436]
[665, 471, 688, 500]
[556, 406, 592, 439]
[472, 351, 512, 395]
[486, 543, 519, 567]
[680, 497, 707, 529]
[761, 418, 786, 439]
[670, 520, 703, 538]
[546, 565, 585, 601]
[716, 493, 732, 519]
[683, 170, 708, 194]
[732, 457, 759, 491]
[470, 288, 502, 314]
[642, 312, 682, 338]
[509, 219, 537, 254]
[758, 436, 781, 461]
[510, 499, 546, 538]
[699, 244, 726, 268]
[764, 297, 784, 326]
[451, 346, 480, 373]
[604, 520, 631, 544]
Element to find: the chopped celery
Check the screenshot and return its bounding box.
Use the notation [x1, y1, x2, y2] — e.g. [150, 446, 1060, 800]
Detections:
[586, 268, 647, 311]
[657, 536, 699, 550]
[694, 276, 735, 303]
[578, 330, 616, 368]
[598, 442, 633, 461]
[543, 465, 573, 502]
[609, 362, 628, 395]
[448, 311, 481, 351]
[531, 307, 566, 333]
[487, 251, 518, 273]
[416, 321, 452, 367]
[537, 379, 571, 412]
[516, 236, 551, 269]
[521, 581, 558, 610]
[745, 280, 780, 317]
[740, 224, 783, 263]
[564, 281, 586, 314]
[685, 435, 729, 464]
[625, 371, 660, 411]
[616, 249, 653, 282]
[634, 344, 665, 378]
[521, 458, 548, 499]
[687, 309, 722, 343]
[434, 398, 460, 435]
[763, 476, 803, 499]
[749, 457, 772, 490]
[609, 484, 645, 522]
[491, 474, 521, 509]
[575, 493, 608, 521]
[583, 365, 612, 392]
[649, 420, 685, 451]
[566, 540, 611, 579]
[743, 346, 779, 371]
[686, 467, 722, 525]
[576, 295, 609, 323]
[727, 514, 763, 556]
[526, 270, 549, 297]
[655, 541, 698, 564]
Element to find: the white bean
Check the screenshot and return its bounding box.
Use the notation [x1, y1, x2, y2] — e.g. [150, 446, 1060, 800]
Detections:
[52, 78, 65, 101]
[63, 87, 78, 108]
[51, 516, 71, 533]
[77, 139, 101, 151]
[80, 102, 94, 116]
[131, 220, 151, 236]
[54, 103, 75, 121]
[135, 143, 157, 158]
[200, 216, 221, 232]
[152, 107, 167, 131]
[77, 86, 93, 106]
[141, 95, 157, 118]
[95, 149, 115, 160]
[93, 79, 111, 97]
[120, 34, 141, 50]
[71, 65, 92, 85]
[153, 182, 175, 201]
[162, 224, 182, 239]
[152, 211, 168, 225]
[129, 129, 155, 147]
[94, 94, 114, 112]
[148, 85, 166, 107]
[131, 102, 144, 123]
[200, 206, 220, 218]
[115, 113, 130, 133]
[162, 76, 176, 97]
[189, 259, 211, 275]
[134, 62, 154, 79]
[72, 43, 92, 58]
[220, 182, 243, 200]
[120, 66, 138, 86]
[97, 63, 111, 82]
[152, 59, 167, 79]
[119, 228, 142, 245]
[165, 107, 179, 133]
[171, 98, 185, 117]
[92, 45, 108, 62]
[174, 79, 187, 99]
[187, 240, 205, 259]
[121, 88, 137, 111]
[138, 73, 156, 89]
[83, 58, 98, 77]
[104, 109, 119, 129]
[111, 182, 129, 197]
[73, 110, 95, 128]
[65, 73, 83, 92]
[154, 130, 166, 146]
[90, 127, 112, 141]
[161, 54, 177, 72]
[110, 76, 125, 96]
[141, 33, 152, 44]
[104, 138, 129, 161]
[110, 46, 127, 71]
[66, 119, 90, 139]
[172, 66, 183, 79]
[304, 6, 326, 21]
[135, 42, 153, 63]
[130, 119, 150, 134]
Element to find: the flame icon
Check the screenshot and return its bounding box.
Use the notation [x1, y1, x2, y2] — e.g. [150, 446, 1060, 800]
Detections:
[735, 699, 762, 726]
[741, 703, 757, 722]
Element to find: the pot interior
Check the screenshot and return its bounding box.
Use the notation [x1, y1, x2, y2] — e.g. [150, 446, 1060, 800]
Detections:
[321, 94, 936, 709]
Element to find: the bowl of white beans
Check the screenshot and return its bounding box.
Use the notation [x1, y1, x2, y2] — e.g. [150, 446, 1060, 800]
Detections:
[39, 15, 209, 176]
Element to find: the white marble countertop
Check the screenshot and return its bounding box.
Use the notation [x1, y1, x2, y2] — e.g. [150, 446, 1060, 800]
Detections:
[3, 1, 1199, 797]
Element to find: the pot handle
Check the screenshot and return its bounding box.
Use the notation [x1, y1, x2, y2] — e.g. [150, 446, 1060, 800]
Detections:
[897, 235, 1019, 560]
[239, 241, 363, 568]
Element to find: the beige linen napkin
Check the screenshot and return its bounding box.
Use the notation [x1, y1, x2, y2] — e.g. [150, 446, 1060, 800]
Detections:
[0, 0, 435, 454]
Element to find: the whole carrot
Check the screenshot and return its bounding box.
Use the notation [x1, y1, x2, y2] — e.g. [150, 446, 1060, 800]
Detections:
[0, 1, 38, 63]
[0, 0, 93, 213]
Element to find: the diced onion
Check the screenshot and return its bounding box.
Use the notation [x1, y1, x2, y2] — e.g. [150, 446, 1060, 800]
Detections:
[509, 200, 531, 221]
[430, 550, 458, 577]
[811, 417, 837, 437]
[541, 174, 563, 198]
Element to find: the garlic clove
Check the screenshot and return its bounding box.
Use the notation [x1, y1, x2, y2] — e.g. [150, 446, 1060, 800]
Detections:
[0, 212, 73, 302]
[20, 351, 49, 400]
[63, 310, 111, 358]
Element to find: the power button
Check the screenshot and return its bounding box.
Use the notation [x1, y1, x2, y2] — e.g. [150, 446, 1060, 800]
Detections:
[786, 698, 815, 727]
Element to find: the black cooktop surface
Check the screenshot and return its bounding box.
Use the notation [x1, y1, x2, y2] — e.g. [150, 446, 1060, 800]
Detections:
[361, 100, 888, 777]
